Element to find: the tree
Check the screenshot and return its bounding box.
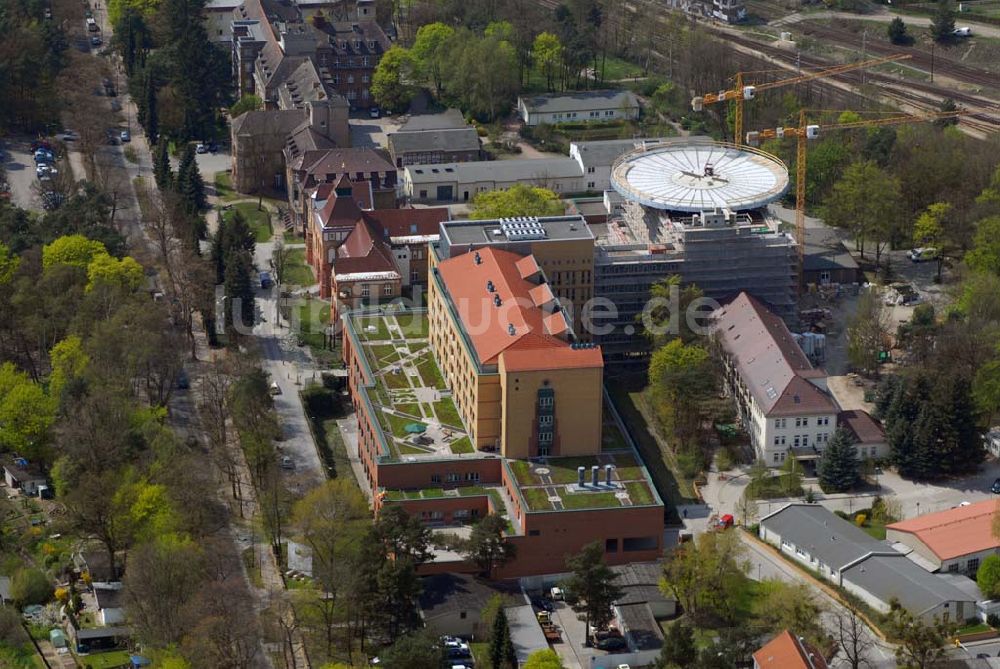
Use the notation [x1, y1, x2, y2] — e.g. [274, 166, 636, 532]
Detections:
[410, 22, 454, 95]
[886, 601, 952, 668]
[143, 71, 159, 143]
[818, 428, 861, 492]
[153, 139, 173, 190]
[42, 234, 108, 269]
[930, 0, 956, 42]
[823, 161, 902, 268]
[10, 568, 51, 607]
[470, 184, 564, 219]
[753, 581, 825, 648]
[661, 530, 749, 624]
[887, 17, 913, 45]
[523, 649, 564, 669]
[489, 607, 517, 669]
[124, 536, 206, 646]
[563, 541, 623, 642]
[966, 216, 1000, 276]
[229, 94, 263, 117]
[913, 202, 952, 282]
[834, 604, 875, 669]
[224, 246, 255, 334]
[658, 620, 697, 668]
[978, 554, 1000, 599]
[532, 32, 563, 90]
[378, 629, 444, 669]
[371, 45, 416, 112]
[847, 288, 891, 378]
[648, 339, 716, 452]
[175, 145, 206, 213]
[462, 513, 516, 578]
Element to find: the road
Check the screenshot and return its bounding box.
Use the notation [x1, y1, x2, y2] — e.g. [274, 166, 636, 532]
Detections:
[741, 533, 898, 669]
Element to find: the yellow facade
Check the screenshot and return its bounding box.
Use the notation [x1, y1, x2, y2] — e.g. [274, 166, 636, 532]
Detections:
[498, 364, 603, 459]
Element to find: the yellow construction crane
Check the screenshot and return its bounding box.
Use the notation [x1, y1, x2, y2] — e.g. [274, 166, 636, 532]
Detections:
[746, 106, 987, 289]
[691, 54, 912, 147]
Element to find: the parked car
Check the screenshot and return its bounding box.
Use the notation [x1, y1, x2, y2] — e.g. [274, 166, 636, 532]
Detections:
[86, 17, 98, 31]
[991, 478, 1000, 494]
[531, 596, 554, 612]
[280, 455, 294, 470]
[259, 271, 273, 289]
[90, 35, 102, 46]
[595, 636, 626, 651]
[176, 370, 190, 390]
[954, 26, 972, 36]
[40, 192, 65, 210]
[44, 8, 52, 19]
[369, 107, 380, 119]
[269, 382, 282, 396]
[196, 142, 208, 154]
[56, 129, 78, 142]
[207, 142, 219, 153]
[909, 247, 938, 263]
[120, 129, 131, 143]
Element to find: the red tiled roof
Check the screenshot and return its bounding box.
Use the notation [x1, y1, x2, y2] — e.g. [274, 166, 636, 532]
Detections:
[366, 208, 450, 238]
[318, 191, 362, 229]
[714, 293, 838, 417]
[436, 247, 601, 370]
[886, 499, 1000, 561]
[838, 409, 885, 445]
[753, 630, 828, 669]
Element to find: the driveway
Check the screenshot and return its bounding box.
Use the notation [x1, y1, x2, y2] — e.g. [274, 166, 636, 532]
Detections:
[4, 142, 41, 212]
[551, 600, 605, 669]
[193, 149, 232, 181]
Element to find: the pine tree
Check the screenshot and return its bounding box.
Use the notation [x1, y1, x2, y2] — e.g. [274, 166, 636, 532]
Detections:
[153, 139, 173, 190]
[223, 246, 254, 332]
[659, 620, 697, 668]
[175, 145, 206, 213]
[489, 608, 515, 669]
[144, 73, 158, 143]
[818, 428, 860, 493]
[930, 0, 956, 42]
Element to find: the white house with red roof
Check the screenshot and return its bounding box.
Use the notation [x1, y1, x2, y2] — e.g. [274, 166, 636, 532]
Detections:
[886, 499, 1000, 575]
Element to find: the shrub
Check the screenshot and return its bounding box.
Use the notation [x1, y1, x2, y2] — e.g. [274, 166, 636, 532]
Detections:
[677, 453, 702, 479]
[855, 513, 867, 527]
[987, 613, 1000, 628]
[11, 568, 51, 607]
[302, 385, 335, 416]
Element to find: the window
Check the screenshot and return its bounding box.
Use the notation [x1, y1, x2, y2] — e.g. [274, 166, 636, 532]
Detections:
[430, 474, 441, 483]
[361, 285, 369, 297]
[362, 74, 369, 83]
[539, 431, 552, 443]
[793, 435, 800, 447]
[802, 435, 808, 446]
[803, 418, 809, 427]
[383, 284, 393, 296]
[465, 472, 480, 482]
[529, 529, 541, 536]
[446, 473, 460, 482]
[605, 538, 618, 553]
[795, 417, 802, 428]
[968, 558, 981, 574]
[776, 418, 786, 429]
[622, 536, 657, 552]
[539, 396, 553, 408]
[587, 166, 595, 174]
[773, 452, 780, 463]
[411, 270, 419, 283]
[539, 415, 553, 426]
[419, 190, 427, 199]
[587, 182, 595, 189]
[459, 611, 467, 619]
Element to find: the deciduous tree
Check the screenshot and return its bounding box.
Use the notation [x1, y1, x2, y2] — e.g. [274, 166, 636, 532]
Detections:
[563, 541, 623, 641]
[470, 184, 564, 219]
[372, 46, 416, 112]
[461, 513, 516, 578]
[978, 554, 1000, 599]
[886, 602, 951, 668]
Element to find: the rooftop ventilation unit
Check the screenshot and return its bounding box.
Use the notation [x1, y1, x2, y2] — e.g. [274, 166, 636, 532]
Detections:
[500, 217, 547, 241]
[494, 294, 502, 307]
[507, 323, 516, 336]
[474, 251, 482, 265]
[486, 280, 495, 292]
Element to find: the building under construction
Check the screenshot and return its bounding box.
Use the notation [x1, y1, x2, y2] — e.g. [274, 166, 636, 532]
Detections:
[596, 138, 796, 363]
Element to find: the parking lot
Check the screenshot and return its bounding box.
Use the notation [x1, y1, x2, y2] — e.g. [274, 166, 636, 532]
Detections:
[3, 141, 42, 212]
[349, 115, 400, 150]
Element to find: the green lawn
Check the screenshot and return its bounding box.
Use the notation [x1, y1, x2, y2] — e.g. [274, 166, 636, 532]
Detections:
[416, 355, 445, 389]
[355, 316, 393, 341]
[435, 398, 463, 428]
[213, 171, 238, 200]
[626, 480, 655, 505]
[302, 385, 359, 485]
[559, 491, 620, 509]
[369, 344, 400, 365]
[383, 370, 411, 389]
[294, 299, 331, 349]
[383, 411, 426, 438]
[450, 437, 474, 454]
[395, 403, 421, 416]
[282, 248, 315, 286]
[77, 650, 131, 669]
[223, 202, 272, 242]
[396, 312, 430, 338]
[598, 55, 645, 81]
[523, 487, 553, 511]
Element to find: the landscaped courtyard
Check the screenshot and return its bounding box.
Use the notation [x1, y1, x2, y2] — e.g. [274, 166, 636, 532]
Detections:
[351, 311, 473, 459]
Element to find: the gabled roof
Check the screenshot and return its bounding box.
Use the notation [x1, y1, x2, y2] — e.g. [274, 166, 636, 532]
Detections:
[842, 554, 977, 615]
[300, 148, 395, 179]
[397, 109, 467, 132]
[231, 108, 307, 137]
[368, 208, 450, 239]
[760, 503, 895, 571]
[436, 247, 602, 371]
[519, 90, 638, 114]
[388, 127, 481, 156]
[886, 499, 1000, 561]
[418, 573, 522, 619]
[753, 630, 828, 669]
[838, 409, 886, 445]
[713, 292, 838, 416]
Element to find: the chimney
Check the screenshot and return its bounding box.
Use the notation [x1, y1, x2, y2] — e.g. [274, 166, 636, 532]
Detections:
[577, 466, 585, 487]
[591, 466, 599, 487]
[605, 464, 613, 485]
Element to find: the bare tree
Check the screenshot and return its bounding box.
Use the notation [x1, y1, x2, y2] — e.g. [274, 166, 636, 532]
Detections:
[847, 289, 892, 378]
[834, 605, 875, 669]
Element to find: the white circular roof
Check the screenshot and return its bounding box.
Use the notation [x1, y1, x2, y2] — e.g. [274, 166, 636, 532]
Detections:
[611, 140, 789, 212]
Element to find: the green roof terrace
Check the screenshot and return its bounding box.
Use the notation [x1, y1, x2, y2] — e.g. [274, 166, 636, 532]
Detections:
[346, 309, 479, 462]
[507, 451, 662, 512]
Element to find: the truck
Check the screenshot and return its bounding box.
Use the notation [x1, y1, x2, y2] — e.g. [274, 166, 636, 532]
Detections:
[540, 622, 561, 643]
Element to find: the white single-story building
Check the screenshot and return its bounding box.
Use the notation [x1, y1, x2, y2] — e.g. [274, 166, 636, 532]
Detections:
[401, 158, 584, 204]
[569, 138, 669, 193]
[2, 458, 47, 496]
[760, 503, 977, 624]
[518, 90, 639, 127]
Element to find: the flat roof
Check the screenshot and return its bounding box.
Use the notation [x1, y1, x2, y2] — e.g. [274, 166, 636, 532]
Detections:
[611, 139, 789, 212]
[440, 215, 594, 248]
[887, 499, 1000, 561]
[507, 449, 660, 512]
